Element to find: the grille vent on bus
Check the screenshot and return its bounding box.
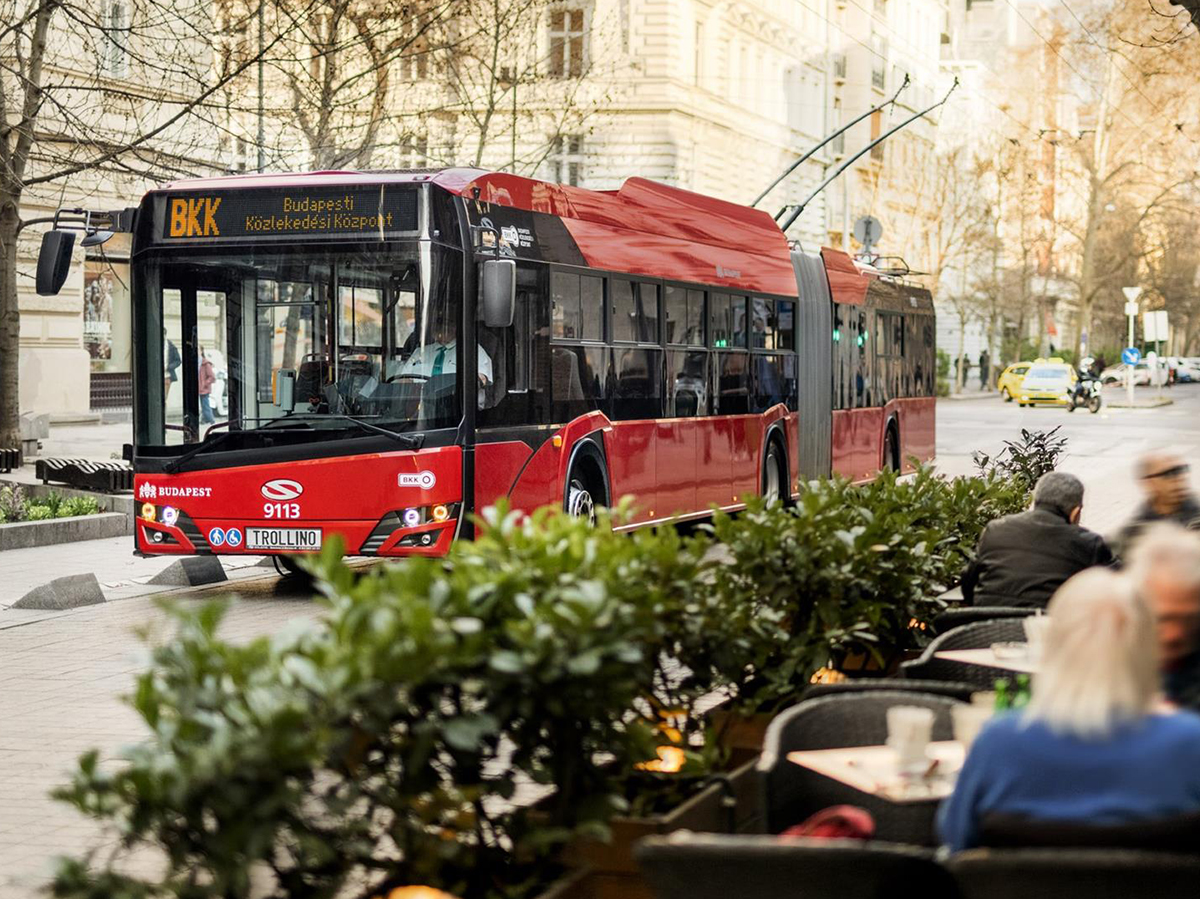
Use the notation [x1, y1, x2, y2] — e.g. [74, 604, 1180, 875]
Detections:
[361, 512, 403, 555]
[176, 512, 212, 553]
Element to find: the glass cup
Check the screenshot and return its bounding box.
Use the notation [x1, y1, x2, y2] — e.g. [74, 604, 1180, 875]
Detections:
[887, 705, 934, 776]
[952, 704, 993, 750]
[1023, 615, 1051, 662]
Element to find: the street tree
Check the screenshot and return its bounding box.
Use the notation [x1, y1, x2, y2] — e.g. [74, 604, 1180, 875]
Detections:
[0, 0, 288, 451]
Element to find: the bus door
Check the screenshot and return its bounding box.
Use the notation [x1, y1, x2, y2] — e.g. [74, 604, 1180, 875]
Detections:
[158, 277, 234, 444]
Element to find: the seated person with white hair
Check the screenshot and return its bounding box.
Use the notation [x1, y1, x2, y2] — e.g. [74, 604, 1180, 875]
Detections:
[938, 568, 1200, 853]
[1127, 524, 1200, 711]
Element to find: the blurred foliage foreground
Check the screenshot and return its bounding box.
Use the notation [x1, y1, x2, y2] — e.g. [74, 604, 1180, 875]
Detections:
[52, 435, 1055, 899]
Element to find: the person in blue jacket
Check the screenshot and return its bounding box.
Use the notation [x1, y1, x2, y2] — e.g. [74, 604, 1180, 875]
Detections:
[938, 567, 1200, 853]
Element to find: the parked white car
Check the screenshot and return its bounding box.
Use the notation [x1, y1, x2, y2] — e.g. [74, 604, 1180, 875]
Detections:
[1167, 357, 1200, 383]
[1100, 362, 1152, 386]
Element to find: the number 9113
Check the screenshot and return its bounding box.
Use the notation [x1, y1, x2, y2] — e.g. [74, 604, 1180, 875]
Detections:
[263, 502, 301, 519]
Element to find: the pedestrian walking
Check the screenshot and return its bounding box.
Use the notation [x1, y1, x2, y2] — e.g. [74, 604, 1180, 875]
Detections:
[199, 346, 217, 424]
[163, 329, 180, 403]
[1127, 524, 1200, 711]
[979, 349, 990, 390]
[1114, 452, 1200, 557]
[961, 471, 1114, 608]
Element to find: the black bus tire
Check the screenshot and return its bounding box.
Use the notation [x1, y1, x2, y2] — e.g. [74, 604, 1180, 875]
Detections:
[272, 555, 311, 579]
[762, 437, 787, 507]
[883, 424, 900, 472]
[564, 449, 607, 524]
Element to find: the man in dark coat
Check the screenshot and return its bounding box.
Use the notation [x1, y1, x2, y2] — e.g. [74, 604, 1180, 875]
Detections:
[1127, 524, 1200, 711]
[962, 471, 1113, 609]
[1114, 453, 1200, 559]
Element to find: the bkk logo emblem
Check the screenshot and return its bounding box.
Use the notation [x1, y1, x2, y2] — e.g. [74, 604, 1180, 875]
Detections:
[398, 471, 436, 489]
[261, 479, 304, 501]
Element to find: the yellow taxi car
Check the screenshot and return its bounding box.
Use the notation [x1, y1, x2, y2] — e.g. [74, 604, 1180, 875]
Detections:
[996, 362, 1031, 402]
[1018, 362, 1078, 407]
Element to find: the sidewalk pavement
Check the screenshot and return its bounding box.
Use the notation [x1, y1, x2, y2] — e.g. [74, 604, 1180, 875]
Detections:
[0, 536, 274, 614]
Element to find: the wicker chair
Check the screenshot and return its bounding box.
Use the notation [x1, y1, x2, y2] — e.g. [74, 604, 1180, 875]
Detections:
[947, 848, 1200, 899]
[979, 811, 1200, 853]
[801, 678, 978, 703]
[899, 619, 1029, 688]
[636, 833, 960, 899]
[757, 691, 963, 844]
[932, 606, 1032, 636]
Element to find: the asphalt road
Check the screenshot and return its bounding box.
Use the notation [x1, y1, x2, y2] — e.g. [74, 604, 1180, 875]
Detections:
[1, 387, 1196, 895]
[936, 384, 1200, 536]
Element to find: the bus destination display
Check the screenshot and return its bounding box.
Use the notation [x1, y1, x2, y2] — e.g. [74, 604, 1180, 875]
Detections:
[160, 186, 418, 241]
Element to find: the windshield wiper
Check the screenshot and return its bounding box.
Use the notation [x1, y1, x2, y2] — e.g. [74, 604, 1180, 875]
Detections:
[161, 421, 317, 474]
[266, 413, 423, 449]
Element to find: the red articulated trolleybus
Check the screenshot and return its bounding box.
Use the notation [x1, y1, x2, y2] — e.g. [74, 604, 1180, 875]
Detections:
[36, 169, 935, 567]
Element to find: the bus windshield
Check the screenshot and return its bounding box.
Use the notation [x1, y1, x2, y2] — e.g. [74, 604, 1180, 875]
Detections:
[135, 241, 465, 447]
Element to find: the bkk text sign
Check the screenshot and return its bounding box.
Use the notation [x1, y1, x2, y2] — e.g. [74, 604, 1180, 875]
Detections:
[159, 186, 419, 241]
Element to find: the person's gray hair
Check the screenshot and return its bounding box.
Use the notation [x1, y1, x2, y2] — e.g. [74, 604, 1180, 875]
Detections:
[1032, 471, 1084, 518]
[1127, 523, 1200, 594]
[1026, 568, 1159, 738]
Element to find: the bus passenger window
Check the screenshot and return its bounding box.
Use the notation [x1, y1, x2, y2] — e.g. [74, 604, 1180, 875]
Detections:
[611, 347, 662, 420]
[667, 286, 703, 346]
[611, 280, 658, 343]
[580, 275, 603, 340]
[729, 296, 749, 348]
[752, 298, 773, 348]
[551, 271, 581, 339]
[667, 349, 708, 416]
[710, 293, 730, 347]
[777, 300, 795, 350]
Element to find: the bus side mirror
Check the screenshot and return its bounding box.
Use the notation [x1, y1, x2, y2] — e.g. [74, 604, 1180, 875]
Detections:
[36, 230, 75, 296]
[276, 369, 296, 413]
[481, 259, 515, 328]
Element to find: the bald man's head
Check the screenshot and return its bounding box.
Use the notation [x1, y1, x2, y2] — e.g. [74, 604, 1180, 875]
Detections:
[1138, 452, 1192, 515]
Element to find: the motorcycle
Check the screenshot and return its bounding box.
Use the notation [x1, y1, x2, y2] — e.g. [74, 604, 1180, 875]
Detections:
[1067, 376, 1102, 414]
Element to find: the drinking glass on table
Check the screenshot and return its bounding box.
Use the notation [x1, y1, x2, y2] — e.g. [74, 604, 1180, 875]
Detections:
[886, 706, 934, 776]
[952, 704, 993, 750]
[1023, 614, 1051, 662]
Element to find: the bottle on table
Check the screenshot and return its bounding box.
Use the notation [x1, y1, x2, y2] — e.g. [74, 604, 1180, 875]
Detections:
[993, 678, 1011, 712]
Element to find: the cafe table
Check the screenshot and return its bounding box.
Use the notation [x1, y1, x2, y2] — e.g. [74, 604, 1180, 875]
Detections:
[786, 741, 967, 804]
[933, 647, 1039, 675]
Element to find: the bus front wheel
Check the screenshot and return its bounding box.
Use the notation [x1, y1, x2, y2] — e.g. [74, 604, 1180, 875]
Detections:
[565, 450, 606, 525]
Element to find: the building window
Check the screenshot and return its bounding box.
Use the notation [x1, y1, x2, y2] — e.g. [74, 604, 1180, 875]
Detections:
[102, 0, 130, 77]
[549, 135, 586, 186]
[402, 134, 428, 168]
[400, 8, 432, 81]
[548, 7, 586, 77]
[870, 34, 887, 90]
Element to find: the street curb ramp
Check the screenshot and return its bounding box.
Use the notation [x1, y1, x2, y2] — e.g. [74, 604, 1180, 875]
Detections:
[13, 573, 105, 610]
[148, 556, 228, 588]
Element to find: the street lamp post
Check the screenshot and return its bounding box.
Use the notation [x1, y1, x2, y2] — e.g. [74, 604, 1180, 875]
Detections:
[1123, 286, 1142, 407]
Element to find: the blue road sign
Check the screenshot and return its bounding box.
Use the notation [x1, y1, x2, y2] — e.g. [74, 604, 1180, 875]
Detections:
[1122, 347, 1142, 365]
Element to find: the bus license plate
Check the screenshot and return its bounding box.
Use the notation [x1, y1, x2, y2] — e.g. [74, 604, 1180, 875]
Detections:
[246, 527, 322, 552]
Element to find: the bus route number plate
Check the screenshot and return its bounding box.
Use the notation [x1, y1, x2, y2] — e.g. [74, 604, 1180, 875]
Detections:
[246, 527, 322, 552]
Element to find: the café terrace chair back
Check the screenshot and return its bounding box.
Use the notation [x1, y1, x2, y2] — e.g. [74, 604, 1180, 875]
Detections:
[636, 832, 960, 899]
[899, 619, 1029, 688]
[931, 606, 1032, 636]
[801, 678, 978, 703]
[947, 848, 1200, 899]
[757, 692, 961, 842]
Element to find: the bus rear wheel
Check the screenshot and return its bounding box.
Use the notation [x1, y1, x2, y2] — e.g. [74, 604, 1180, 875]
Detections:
[761, 438, 787, 507]
[883, 426, 900, 473]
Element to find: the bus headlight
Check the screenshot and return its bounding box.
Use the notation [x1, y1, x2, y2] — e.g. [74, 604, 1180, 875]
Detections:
[432, 504, 450, 522]
[141, 502, 156, 521]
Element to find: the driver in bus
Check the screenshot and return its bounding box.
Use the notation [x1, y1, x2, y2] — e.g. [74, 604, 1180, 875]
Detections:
[396, 312, 493, 406]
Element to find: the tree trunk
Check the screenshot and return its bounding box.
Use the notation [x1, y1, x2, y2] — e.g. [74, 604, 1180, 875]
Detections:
[0, 197, 22, 452]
